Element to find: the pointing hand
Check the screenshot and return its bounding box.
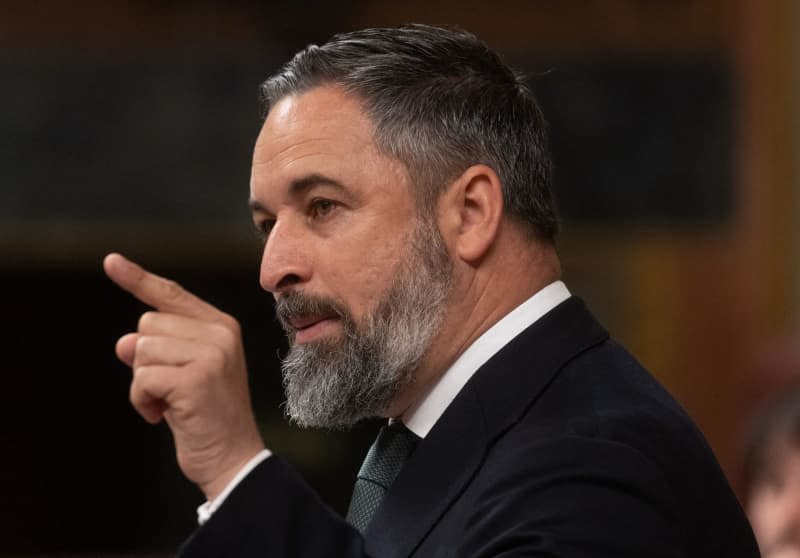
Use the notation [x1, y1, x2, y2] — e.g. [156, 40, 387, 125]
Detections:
[104, 253, 265, 501]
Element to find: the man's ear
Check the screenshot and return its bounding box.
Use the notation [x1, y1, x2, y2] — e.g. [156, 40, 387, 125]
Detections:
[439, 164, 504, 264]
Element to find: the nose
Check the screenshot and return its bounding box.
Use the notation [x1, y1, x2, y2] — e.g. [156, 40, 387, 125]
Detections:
[259, 220, 312, 294]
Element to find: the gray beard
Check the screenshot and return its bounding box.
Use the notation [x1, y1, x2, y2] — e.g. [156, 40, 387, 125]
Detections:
[276, 222, 453, 430]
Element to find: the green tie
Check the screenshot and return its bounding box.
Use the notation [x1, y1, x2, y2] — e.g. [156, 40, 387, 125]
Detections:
[346, 422, 421, 532]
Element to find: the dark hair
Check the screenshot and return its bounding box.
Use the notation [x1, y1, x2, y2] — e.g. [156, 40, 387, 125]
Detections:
[743, 385, 800, 497]
[260, 24, 559, 241]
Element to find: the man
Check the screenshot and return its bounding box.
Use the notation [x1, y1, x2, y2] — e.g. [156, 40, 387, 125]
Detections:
[745, 385, 800, 557]
[104, 24, 759, 557]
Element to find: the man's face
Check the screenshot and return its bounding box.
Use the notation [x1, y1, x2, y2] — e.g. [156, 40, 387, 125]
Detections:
[249, 86, 453, 428]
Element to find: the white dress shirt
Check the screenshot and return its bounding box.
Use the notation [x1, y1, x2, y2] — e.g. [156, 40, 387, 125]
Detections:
[198, 280, 571, 524]
[402, 280, 570, 438]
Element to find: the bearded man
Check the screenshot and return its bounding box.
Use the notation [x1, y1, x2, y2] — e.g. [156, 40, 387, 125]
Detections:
[104, 24, 759, 557]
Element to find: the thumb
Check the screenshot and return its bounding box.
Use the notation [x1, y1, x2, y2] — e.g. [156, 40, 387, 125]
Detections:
[116, 333, 139, 367]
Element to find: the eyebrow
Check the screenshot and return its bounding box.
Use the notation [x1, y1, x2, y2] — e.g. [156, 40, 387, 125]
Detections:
[249, 173, 346, 213]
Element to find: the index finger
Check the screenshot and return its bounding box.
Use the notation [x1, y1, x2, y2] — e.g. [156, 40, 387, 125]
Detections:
[103, 253, 223, 321]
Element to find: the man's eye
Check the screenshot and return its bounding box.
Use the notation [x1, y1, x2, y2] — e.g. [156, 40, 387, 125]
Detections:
[254, 220, 275, 242]
[310, 199, 337, 219]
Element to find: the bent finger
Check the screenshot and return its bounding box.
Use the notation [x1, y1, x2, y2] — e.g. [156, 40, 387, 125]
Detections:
[130, 364, 177, 424]
[137, 311, 239, 346]
[133, 335, 210, 368]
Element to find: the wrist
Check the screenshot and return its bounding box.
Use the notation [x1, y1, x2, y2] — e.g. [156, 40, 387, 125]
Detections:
[200, 438, 266, 501]
[197, 448, 272, 525]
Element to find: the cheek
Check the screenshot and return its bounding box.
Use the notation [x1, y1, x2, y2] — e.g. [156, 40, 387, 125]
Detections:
[325, 242, 405, 316]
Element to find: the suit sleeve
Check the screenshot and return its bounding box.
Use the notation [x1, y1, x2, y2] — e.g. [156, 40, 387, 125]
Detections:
[177, 456, 369, 558]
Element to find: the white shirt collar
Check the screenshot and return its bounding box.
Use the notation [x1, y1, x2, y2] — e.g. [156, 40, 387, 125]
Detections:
[402, 280, 571, 438]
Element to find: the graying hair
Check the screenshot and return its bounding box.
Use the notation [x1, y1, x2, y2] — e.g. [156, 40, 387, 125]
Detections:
[260, 24, 559, 240]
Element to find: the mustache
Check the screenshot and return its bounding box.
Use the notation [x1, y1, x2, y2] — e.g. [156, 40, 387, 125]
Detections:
[275, 291, 350, 335]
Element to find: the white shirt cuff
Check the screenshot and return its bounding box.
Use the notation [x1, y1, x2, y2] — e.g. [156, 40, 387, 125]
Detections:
[196, 449, 272, 525]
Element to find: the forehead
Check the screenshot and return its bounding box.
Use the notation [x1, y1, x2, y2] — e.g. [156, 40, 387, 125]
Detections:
[253, 86, 381, 175]
[250, 86, 413, 208]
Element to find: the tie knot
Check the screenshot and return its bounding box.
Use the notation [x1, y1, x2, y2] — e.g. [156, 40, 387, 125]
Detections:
[357, 422, 420, 488]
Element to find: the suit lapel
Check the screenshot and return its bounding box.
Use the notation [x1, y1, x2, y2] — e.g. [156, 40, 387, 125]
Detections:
[474, 297, 608, 439]
[364, 298, 609, 557]
[364, 383, 487, 558]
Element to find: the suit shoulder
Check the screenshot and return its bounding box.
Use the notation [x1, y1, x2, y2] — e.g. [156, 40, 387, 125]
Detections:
[481, 338, 757, 556]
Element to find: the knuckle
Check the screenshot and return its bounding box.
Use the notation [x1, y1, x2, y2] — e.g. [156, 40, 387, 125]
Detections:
[134, 334, 159, 355]
[215, 325, 237, 350]
[129, 386, 140, 408]
[129, 385, 153, 417]
[206, 344, 227, 368]
[220, 313, 241, 334]
[132, 364, 149, 381]
[130, 370, 146, 402]
[162, 279, 184, 302]
[138, 311, 158, 331]
[134, 335, 149, 356]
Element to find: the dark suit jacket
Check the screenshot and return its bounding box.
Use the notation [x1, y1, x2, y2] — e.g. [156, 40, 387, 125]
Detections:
[179, 298, 760, 557]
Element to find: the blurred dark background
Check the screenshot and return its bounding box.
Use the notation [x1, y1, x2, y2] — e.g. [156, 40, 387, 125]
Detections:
[1, 1, 797, 555]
